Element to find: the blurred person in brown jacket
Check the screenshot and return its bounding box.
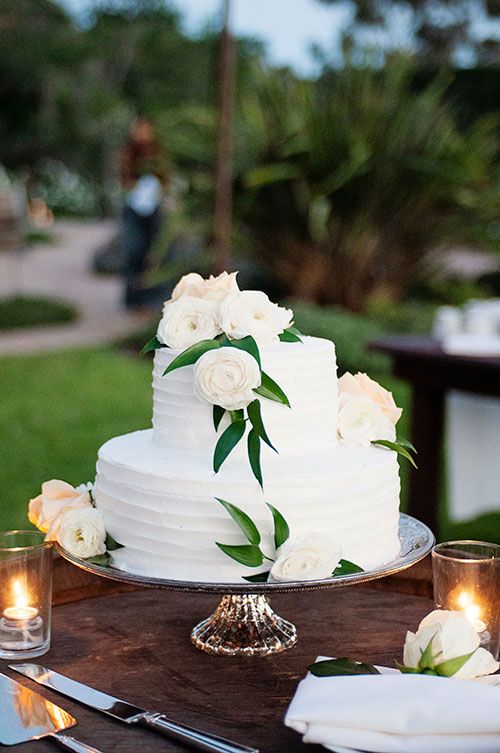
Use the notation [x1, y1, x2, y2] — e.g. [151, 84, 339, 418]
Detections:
[120, 117, 169, 310]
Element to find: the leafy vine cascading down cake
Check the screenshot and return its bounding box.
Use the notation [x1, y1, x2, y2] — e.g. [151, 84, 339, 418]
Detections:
[92, 272, 408, 584]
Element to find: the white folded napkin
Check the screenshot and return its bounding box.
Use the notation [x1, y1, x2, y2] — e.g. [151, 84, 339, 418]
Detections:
[285, 658, 500, 753]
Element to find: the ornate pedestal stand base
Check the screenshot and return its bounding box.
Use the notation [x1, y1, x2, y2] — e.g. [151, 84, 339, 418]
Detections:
[190, 594, 297, 656]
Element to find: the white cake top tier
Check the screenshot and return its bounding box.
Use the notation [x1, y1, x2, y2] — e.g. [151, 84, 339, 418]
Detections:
[152, 335, 339, 460]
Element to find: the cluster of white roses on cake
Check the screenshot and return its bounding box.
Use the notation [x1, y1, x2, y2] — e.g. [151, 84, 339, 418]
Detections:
[29, 479, 109, 560]
[158, 271, 293, 352]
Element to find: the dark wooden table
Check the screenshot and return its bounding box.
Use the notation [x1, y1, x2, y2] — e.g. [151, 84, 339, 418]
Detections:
[3, 558, 434, 753]
[371, 335, 500, 535]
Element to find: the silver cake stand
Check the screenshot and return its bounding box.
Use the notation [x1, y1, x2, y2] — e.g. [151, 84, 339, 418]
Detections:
[57, 514, 434, 657]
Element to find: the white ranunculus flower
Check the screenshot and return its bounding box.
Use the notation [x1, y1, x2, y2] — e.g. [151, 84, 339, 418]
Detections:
[403, 609, 499, 680]
[158, 296, 222, 349]
[269, 534, 342, 583]
[193, 347, 261, 411]
[218, 290, 293, 346]
[337, 394, 396, 448]
[28, 480, 93, 541]
[170, 271, 239, 303]
[58, 507, 107, 559]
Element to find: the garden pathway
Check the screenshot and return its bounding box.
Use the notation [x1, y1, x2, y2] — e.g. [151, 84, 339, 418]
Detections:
[0, 220, 147, 355]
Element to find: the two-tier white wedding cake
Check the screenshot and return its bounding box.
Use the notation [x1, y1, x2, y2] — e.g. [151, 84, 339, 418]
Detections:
[91, 272, 404, 584]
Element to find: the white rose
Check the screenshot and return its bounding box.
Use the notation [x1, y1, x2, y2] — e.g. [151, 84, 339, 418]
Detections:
[338, 372, 402, 425]
[58, 508, 107, 559]
[158, 296, 222, 349]
[170, 271, 239, 302]
[218, 290, 293, 346]
[337, 394, 396, 447]
[28, 480, 92, 541]
[270, 534, 342, 583]
[403, 609, 499, 679]
[193, 347, 261, 411]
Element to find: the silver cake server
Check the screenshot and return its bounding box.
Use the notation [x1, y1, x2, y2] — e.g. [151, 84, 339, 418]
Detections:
[0, 672, 103, 752]
[10, 664, 258, 753]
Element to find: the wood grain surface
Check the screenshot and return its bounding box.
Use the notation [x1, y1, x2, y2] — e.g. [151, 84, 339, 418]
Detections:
[3, 575, 434, 753]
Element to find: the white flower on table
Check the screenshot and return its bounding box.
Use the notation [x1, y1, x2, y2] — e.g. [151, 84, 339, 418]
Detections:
[28, 480, 93, 541]
[193, 347, 261, 411]
[218, 290, 293, 347]
[338, 372, 402, 425]
[171, 271, 239, 303]
[269, 534, 342, 583]
[158, 296, 222, 349]
[58, 508, 107, 559]
[337, 394, 396, 447]
[403, 609, 499, 679]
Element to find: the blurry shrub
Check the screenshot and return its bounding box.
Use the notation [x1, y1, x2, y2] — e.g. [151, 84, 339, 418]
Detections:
[364, 299, 436, 334]
[407, 277, 489, 306]
[0, 296, 77, 330]
[33, 160, 100, 217]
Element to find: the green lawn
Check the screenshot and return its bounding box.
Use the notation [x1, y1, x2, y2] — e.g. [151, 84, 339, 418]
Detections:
[0, 343, 498, 543]
[0, 296, 77, 330]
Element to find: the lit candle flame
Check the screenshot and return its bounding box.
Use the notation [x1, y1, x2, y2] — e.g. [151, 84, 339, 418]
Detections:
[457, 591, 486, 633]
[12, 579, 29, 610]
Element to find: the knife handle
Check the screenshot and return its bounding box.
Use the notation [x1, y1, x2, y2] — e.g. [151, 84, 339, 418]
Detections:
[52, 733, 104, 753]
[140, 712, 259, 753]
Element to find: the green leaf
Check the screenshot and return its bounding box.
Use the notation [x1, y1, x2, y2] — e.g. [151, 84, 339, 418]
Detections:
[333, 559, 364, 576]
[435, 650, 477, 677]
[308, 658, 381, 677]
[266, 503, 290, 549]
[371, 439, 418, 469]
[163, 339, 221, 376]
[226, 335, 261, 368]
[395, 661, 420, 674]
[141, 335, 164, 355]
[243, 571, 271, 583]
[279, 326, 303, 343]
[396, 437, 417, 453]
[216, 543, 264, 567]
[216, 498, 261, 546]
[247, 429, 263, 488]
[86, 553, 110, 567]
[213, 405, 225, 431]
[229, 409, 244, 422]
[418, 633, 438, 670]
[247, 399, 277, 452]
[213, 420, 246, 472]
[254, 372, 291, 408]
[105, 534, 123, 551]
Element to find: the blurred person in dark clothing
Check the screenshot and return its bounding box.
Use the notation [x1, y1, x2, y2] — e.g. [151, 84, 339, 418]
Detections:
[120, 117, 169, 310]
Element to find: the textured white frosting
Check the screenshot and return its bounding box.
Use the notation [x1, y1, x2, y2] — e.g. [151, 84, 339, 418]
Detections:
[152, 336, 339, 463]
[93, 334, 402, 583]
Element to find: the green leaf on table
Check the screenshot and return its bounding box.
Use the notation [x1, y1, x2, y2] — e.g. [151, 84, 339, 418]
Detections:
[243, 571, 271, 583]
[163, 339, 221, 375]
[254, 372, 291, 408]
[105, 534, 123, 551]
[213, 420, 246, 472]
[266, 503, 290, 549]
[435, 650, 477, 678]
[247, 399, 277, 452]
[213, 405, 226, 431]
[227, 335, 261, 368]
[308, 657, 381, 677]
[395, 662, 420, 674]
[216, 498, 261, 546]
[216, 543, 264, 567]
[333, 559, 364, 576]
[371, 439, 418, 468]
[279, 326, 303, 343]
[141, 335, 164, 355]
[418, 633, 438, 671]
[247, 428, 263, 488]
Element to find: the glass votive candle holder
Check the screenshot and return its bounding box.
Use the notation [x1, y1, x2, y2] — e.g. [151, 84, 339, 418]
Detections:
[0, 530, 53, 660]
[432, 540, 500, 659]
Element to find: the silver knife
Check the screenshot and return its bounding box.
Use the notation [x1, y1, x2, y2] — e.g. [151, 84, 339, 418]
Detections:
[10, 664, 258, 753]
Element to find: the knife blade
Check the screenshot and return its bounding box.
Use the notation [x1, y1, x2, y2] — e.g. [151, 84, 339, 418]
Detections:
[10, 664, 258, 753]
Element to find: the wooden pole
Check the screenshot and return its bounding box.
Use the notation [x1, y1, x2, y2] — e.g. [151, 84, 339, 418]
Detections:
[213, 0, 235, 273]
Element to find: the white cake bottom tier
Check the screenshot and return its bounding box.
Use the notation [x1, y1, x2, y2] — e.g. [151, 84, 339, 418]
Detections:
[94, 429, 401, 583]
